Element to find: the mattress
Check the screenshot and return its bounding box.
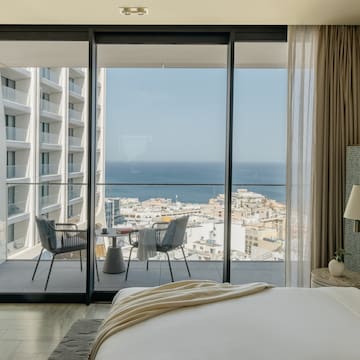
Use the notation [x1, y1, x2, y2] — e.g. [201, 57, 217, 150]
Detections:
[96, 286, 360, 360]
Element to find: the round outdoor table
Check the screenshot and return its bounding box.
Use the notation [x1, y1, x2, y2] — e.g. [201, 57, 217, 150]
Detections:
[96, 228, 132, 274]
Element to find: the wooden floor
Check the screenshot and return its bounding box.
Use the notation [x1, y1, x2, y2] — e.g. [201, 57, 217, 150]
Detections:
[0, 303, 111, 360]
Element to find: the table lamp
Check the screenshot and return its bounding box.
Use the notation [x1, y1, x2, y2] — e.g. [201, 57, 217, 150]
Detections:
[344, 184, 360, 232]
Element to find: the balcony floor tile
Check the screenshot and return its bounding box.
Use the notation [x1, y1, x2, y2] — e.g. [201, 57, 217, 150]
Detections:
[0, 259, 284, 293]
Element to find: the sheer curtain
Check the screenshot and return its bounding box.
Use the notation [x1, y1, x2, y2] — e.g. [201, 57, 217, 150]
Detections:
[286, 26, 318, 287]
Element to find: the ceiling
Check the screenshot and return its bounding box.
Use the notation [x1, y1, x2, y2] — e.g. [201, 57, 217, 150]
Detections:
[1, 0, 360, 25]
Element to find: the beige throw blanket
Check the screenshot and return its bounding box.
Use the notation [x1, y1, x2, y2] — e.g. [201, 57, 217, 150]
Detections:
[89, 280, 273, 359]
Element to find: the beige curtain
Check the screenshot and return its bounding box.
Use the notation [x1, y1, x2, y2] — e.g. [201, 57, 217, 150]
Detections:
[286, 26, 318, 287]
[312, 26, 360, 269]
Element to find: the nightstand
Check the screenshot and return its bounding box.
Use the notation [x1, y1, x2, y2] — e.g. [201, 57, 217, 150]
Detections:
[311, 267, 360, 288]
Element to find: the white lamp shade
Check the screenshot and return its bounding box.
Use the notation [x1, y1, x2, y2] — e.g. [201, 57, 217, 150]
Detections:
[344, 185, 360, 220]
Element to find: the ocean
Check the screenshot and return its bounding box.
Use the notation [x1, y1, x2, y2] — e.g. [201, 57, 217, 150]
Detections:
[104, 162, 286, 204]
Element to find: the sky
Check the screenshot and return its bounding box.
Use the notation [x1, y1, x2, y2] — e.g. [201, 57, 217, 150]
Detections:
[105, 67, 287, 163]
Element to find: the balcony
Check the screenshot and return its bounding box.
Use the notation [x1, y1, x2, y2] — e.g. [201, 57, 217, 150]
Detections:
[68, 135, 82, 147]
[0, 258, 284, 293]
[67, 214, 81, 223]
[68, 162, 81, 173]
[0, 67, 31, 81]
[69, 82, 83, 96]
[40, 99, 59, 115]
[2, 184, 285, 290]
[40, 164, 58, 176]
[69, 109, 82, 122]
[68, 185, 82, 200]
[40, 131, 59, 145]
[40, 68, 58, 84]
[70, 67, 85, 77]
[2, 86, 28, 105]
[40, 194, 59, 209]
[8, 200, 26, 217]
[6, 165, 26, 179]
[7, 236, 26, 256]
[6, 127, 26, 142]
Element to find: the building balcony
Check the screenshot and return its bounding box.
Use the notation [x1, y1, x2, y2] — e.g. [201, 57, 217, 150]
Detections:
[70, 67, 85, 78]
[68, 136, 82, 147]
[40, 131, 59, 145]
[8, 200, 26, 217]
[0, 67, 31, 81]
[2, 86, 28, 105]
[7, 236, 26, 256]
[68, 163, 82, 173]
[40, 99, 60, 115]
[69, 82, 83, 96]
[40, 194, 59, 209]
[69, 109, 82, 122]
[67, 214, 81, 223]
[6, 165, 26, 179]
[68, 186, 82, 201]
[6, 127, 26, 142]
[40, 68, 59, 84]
[40, 164, 58, 176]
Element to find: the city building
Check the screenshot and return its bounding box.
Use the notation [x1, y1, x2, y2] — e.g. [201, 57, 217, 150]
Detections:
[105, 197, 122, 228]
[0, 67, 106, 261]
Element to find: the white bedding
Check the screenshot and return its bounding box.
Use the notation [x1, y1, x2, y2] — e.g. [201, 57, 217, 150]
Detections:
[96, 286, 360, 360]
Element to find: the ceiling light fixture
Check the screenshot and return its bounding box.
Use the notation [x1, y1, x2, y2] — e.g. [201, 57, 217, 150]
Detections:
[119, 7, 149, 16]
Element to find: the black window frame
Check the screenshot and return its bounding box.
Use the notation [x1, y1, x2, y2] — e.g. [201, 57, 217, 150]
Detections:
[0, 25, 287, 304]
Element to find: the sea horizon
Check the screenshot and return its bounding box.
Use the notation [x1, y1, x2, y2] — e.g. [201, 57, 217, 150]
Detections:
[104, 161, 286, 204]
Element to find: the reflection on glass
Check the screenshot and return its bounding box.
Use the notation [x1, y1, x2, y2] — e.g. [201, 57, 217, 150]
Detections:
[0, 41, 91, 293]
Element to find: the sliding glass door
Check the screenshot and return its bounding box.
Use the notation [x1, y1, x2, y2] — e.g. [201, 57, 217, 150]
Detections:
[231, 42, 287, 286]
[94, 43, 227, 291]
[0, 26, 287, 302]
[0, 40, 89, 298]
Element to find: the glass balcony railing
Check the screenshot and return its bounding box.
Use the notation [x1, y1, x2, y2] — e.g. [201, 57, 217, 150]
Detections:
[6, 165, 26, 178]
[40, 194, 59, 208]
[68, 185, 82, 200]
[8, 200, 26, 216]
[40, 68, 58, 84]
[69, 82, 83, 95]
[67, 214, 81, 223]
[2, 86, 28, 105]
[99, 181, 286, 264]
[68, 136, 82, 147]
[40, 131, 59, 145]
[7, 236, 26, 253]
[6, 127, 26, 141]
[40, 164, 58, 176]
[40, 99, 59, 115]
[69, 108, 82, 121]
[68, 163, 81, 173]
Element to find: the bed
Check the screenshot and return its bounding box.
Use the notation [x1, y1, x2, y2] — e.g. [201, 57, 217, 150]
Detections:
[94, 283, 360, 360]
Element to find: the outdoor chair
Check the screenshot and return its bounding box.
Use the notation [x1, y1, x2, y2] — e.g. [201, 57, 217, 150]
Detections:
[125, 215, 191, 282]
[33, 216, 100, 290]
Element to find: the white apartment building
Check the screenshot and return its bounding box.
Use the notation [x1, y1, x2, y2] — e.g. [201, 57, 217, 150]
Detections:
[0, 66, 106, 262]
